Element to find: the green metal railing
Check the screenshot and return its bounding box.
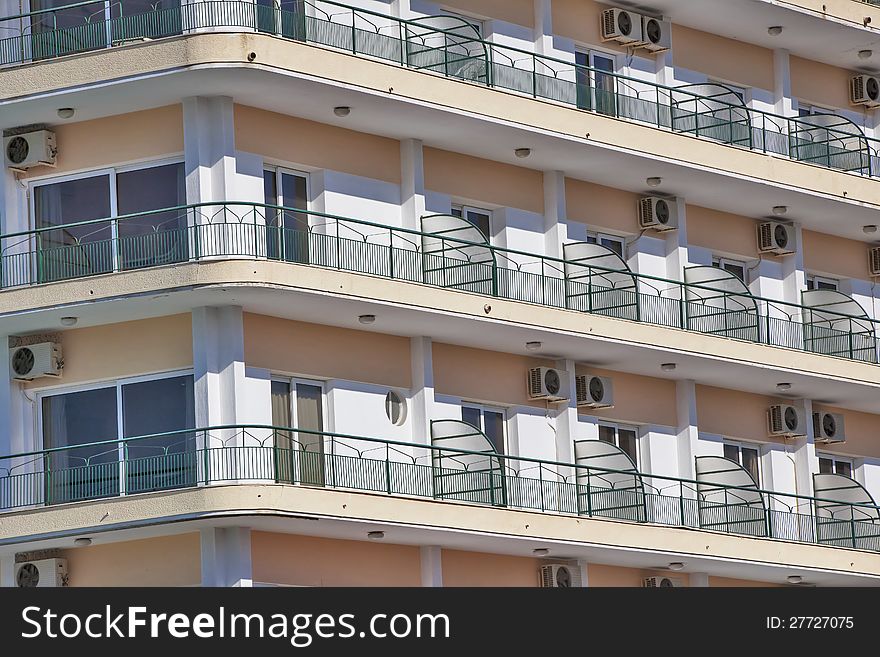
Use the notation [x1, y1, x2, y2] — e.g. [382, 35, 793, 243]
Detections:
[2, 0, 880, 179]
[1, 423, 879, 552]
[3, 201, 878, 363]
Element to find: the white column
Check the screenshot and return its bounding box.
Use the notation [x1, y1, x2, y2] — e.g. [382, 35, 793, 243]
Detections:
[200, 527, 253, 587]
[192, 306, 247, 429]
[665, 198, 690, 281]
[690, 572, 709, 587]
[780, 223, 806, 306]
[390, 0, 413, 19]
[554, 359, 578, 464]
[533, 0, 553, 55]
[0, 341, 12, 457]
[675, 380, 699, 481]
[420, 546, 443, 587]
[401, 139, 426, 231]
[543, 171, 567, 260]
[184, 96, 236, 205]
[791, 398, 818, 501]
[773, 49, 793, 116]
[576, 560, 589, 587]
[655, 51, 674, 87]
[0, 554, 14, 587]
[1, 156, 30, 286]
[410, 337, 434, 445]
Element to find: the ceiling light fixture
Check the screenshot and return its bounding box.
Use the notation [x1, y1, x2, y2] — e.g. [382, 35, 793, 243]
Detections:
[525, 341, 542, 351]
[57, 107, 75, 119]
[74, 537, 92, 547]
[787, 575, 803, 584]
[863, 224, 877, 234]
[532, 548, 550, 557]
[646, 177, 662, 188]
[333, 106, 351, 117]
[514, 148, 531, 158]
[367, 531, 385, 540]
[768, 26, 783, 36]
[661, 363, 676, 372]
[667, 562, 685, 571]
[859, 49, 873, 60]
[776, 382, 792, 392]
[358, 314, 376, 325]
[60, 316, 78, 327]
[772, 205, 788, 216]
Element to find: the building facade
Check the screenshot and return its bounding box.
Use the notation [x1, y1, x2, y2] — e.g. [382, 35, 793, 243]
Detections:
[1, 0, 880, 587]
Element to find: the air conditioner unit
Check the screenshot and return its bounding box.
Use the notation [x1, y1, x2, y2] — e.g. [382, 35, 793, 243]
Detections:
[869, 246, 880, 277]
[601, 8, 644, 45]
[575, 374, 613, 409]
[16, 558, 68, 588]
[757, 221, 795, 256]
[4, 130, 56, 171]
[638, 196, 677, 231]
[643, 576, 683, 588]
[528, 367, 568, 402]
[813, 412, 845, 444]
[850, 75, 880, 108]
[9, 342, 62, 381]
[768, 404, 806, 437]
[539, 563, 582, 588]
[641, 16, 671, 53]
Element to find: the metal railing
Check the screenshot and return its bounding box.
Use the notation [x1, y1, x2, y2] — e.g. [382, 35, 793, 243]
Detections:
[2, 423, 879, 552]
[3, 201, 878, 364]
[2, 0, 880, 180]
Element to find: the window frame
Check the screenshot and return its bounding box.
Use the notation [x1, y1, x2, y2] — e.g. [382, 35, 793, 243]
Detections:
[805, 274, 839, 292]
[460, 401, 507, 454]
[712, 256, 748, 283]
[817, 454, 853, 478]
[263, 166, 311, 210]
[722, 440, 762, 486]
[708, 79, 750, 106]
[596, 421, 640, 467]
[586, 230, 626, 258]
[451, 203, 493, 241]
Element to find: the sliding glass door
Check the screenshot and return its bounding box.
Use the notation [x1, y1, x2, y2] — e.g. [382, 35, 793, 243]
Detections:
[271, 378, 325, 486]
[263, 168, 309, 263]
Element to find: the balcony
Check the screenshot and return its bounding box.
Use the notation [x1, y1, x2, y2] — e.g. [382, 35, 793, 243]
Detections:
[1, 423, 878, 554]
[2, 1, 880, 182]
[2, 201, 877, 366]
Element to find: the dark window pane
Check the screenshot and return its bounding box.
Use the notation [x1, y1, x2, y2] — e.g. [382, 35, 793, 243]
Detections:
[598, 425, 616, 444]
[465, 210, 490, 240]
[618, 429, 638, 465]
[451, 207, 463, 218]
[818, 457, 833, 474]
[723, 443, 739, 462]
[600, 237, 623, 257]
[741, 447, 760, 484]
[461, 406, 481, 430]
[279, 173, 309, 263]
[836, 462, 852, 478]
[483, 411, 505, 454]
[724, 263, 745, 282]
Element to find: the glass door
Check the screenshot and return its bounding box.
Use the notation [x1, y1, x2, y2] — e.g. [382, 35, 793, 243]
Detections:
[575, 51, 617, 116]
[263, 169, 309, 263]
[271, 379, 326, 486]
[256, 0, 306, 41]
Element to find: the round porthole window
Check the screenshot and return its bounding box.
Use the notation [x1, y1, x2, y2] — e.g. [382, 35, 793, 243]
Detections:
[385, 390, 407, 426]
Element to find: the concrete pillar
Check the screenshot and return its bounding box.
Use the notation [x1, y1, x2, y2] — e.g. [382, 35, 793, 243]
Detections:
[773, 49, 793, 116]
[183, 96, 236, 205]
[401, 139, 426, 231]
[200, 527, 253, 587]
[420, 546, 443, 587]
[655, 50, 674, 87]
[576, 560, 590, 587]
[791, 398, 818, 502]
[0, 554, 14, 587]
[543, 171, 567, 260]
[554, 358, 578, 464]
[192, 306, 247, 429]
[675, 380, 699, 481]
[391, 0, 413, 19]
[410, 337, 434, 444]
[690, 572, 709, 587]
[780, 223, 806, 307]
[533, 0, 553, 55]
[664, 198, 690, 281]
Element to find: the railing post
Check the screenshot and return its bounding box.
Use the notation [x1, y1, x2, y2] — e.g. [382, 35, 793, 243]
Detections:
[851, 511, 857, 549]
[388, 227, 394, 279]
[385, 442, 391, 495]
[679, 480, 685, 526]
[351, 10, 356, 54]
[585, 468, 592, 517]
[679, 282, 687, 330]
[203, 430, 210, 486]
[538, 463, 545, 512]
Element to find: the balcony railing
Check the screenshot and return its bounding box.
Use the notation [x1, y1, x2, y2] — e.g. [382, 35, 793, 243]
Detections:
[2, 0, 880, 180]
[1, 424, 878, 553]
[2, 201, 877, 364]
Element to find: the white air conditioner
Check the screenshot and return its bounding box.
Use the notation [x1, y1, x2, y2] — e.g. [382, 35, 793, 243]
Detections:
[869, 246, 880, 277]
[643, 576, 683, 588]
[768, 404, 806, 437]
[601, 8, 644, 45]
[638, 196, 677, 231]
[813, 412, 845, 444]
[850, 75, 880, 108]
[641, 16, 671, 53]
[16, 558, 68, 588]
[575, 374, 613, 409]
[539, 563, 582, 588]
[4, 130, 56, 171]
[757, 221, 795, 256]
[528, 367, 568, 402]
[9, 342, 62, 381]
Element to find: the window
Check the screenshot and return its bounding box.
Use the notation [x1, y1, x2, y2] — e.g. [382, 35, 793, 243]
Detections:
[712, 256, 747, 283]
[818, 456, 852, 478]
[40, 373, 195, 502]
[384, 390, 407, 426]
[598, 423, 639, 466]
[32, 162, 186, 281]
[451, 204, 492, 241]
[723, 442, 761, 485]
[805, 275, 838, 291]
[710, 80, 748, 105]
[586, 231, 625, 258]
[271, 378, 326, 485]
[461, 404, 506, 454]
[263, 168, 309, 262]
[575, 50, 617, 115]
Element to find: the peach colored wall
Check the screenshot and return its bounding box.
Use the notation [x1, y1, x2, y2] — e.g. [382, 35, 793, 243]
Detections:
[696, 385, 782, 444]
[588, 564, 690, 587]
[63, 533, 200, 586]
[802, 229, 869, 280]
[565, 178, 639, 235]
[686, 205, 758, 259]
[235, 105, 401, 184]
[423, 147, 544, 214]
[24, 314, 193, 389]
[440, 0, 533, 27]
[23, 105, 183, 178]
[576, 365, 676, 426]
[251, 532, 421, 586]
[441, 549, 539, 586]
[813, 405, 880, 459]
[243, 314, 411, 388]
[673, 25, 774, 91]
[709, 576, 781, 587]
[790, 56, 852, 109]
[551, 0, 632, 55]
[432, 342, 552, 407]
